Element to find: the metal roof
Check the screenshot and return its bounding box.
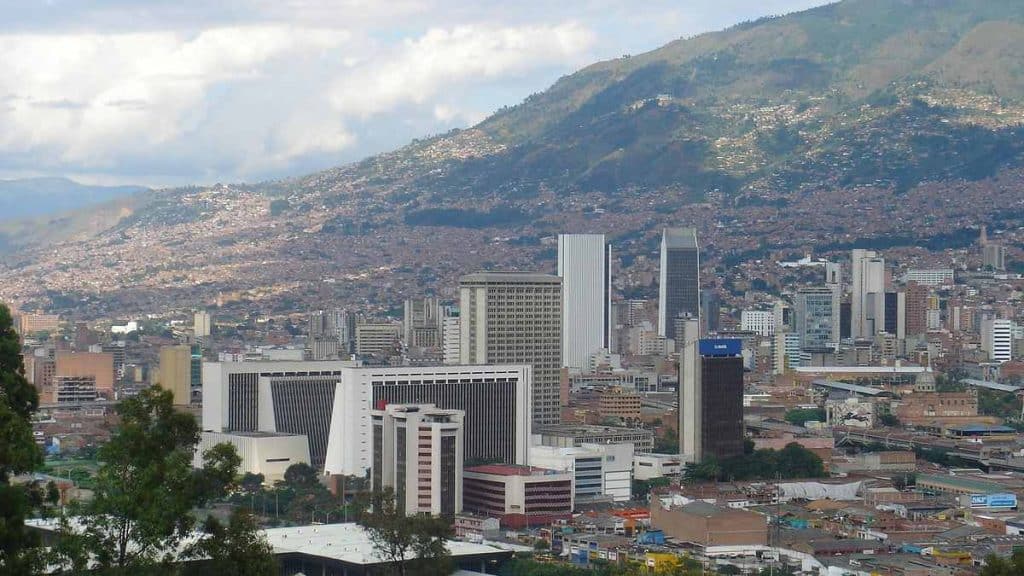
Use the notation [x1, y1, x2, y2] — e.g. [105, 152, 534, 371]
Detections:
[963, 379, 1022, 393]
[811, 379, 885, 396]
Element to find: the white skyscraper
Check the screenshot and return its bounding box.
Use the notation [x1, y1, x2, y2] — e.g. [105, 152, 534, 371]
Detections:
[558, 234, 611, 373]
[851, 249, 886, 339]
[982, 319, 1013, 363]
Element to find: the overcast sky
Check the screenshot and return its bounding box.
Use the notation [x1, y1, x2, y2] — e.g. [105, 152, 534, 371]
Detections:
[0, 0, 831, 187]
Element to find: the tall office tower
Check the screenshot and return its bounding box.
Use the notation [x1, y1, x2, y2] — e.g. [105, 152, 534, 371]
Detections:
[984, 244, 1007, 271]
[673, 317, 699, 354]
[403, 298, 441, 347]
[460, 273, 562, 426]
[308, 310, 331, 338]
[883, 291, 906, 339]
[54, 351, 115, 402]
[441, 311, 461, 365]
[558, 234, 611, 373]
[371, 404, 464, 516]
[193, 310, 211, 339]
[851, 249, 886, 338]
[680, 339, 744, 463]
[658, 228, 700, 341]
[905, 282, 929, 337]
[825, 262, 842, 286]
[328, 308, 357, 354]
[794, 286, 840, 351]
[839, 301, 852, 340]
[700, 290, 721, 335]
[982, 319, 1013, 363]
[159, 345, 192, 406]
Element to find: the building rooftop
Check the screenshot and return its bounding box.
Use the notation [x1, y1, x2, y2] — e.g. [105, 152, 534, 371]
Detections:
[963, 379, 1022, 393]
[917, 473, 1009, 493]
[662, 227, 698, 249]
[459, 272, 561, 284]
[810, 379, 887, 396]
[534, 424, 652, 437]
[676, 501, 741, 518]
[465, 464, 567, 477]
[796, 366, 927, 374]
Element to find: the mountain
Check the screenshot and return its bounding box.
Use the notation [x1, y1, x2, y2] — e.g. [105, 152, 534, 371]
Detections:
[3, 0, 1024, 316]
[0, 177, 147, 222]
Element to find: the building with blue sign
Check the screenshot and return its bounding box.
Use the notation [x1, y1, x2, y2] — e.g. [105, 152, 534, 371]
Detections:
[681, 339, 745, 463]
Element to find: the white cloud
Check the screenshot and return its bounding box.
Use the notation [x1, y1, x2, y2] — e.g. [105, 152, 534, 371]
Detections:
[329, 22, 596, 118]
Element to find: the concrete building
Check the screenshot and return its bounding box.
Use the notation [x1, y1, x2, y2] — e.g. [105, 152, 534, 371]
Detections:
[903, 269, 954, 287]
[534, 424, 654, 453]
[794, 286, 840, 351]
[441, 312, 461, 364]
[984, 244, 1007, 271]
[904, 282, 929, 337]
[193, 431, 310, 482]
[193, 310, 211, 339]
[159, 344, 192, 406]
[681, 339, 744, 463]
[658, 228, 699, 341]
[529, 442, 633, 504]
[598, 387, 641, 424]
[355, 323, 401, 357]
[403, 297, 441, 348]
[633, 453, 683, 480]
[463, 465, 573, 528]
[52, 375, 97, 403]
[16, 313, 60, 336]
[651, 498, 767, 547]
[371, 404, 464, 516]
[54, 351, 114, 402]
[558, 234, 611, 373]
[851, 249, 886, 339]
[982, 319, 1014, 363]
[460, 272, 562, 426]
[740, 310, 775, 337]
[203, 361, 532, 476]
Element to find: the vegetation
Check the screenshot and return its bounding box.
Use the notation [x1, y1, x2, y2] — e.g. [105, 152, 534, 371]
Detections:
[981, 548, 1024, 576]
[0, 303, 45, 574]
[684, 443, 826, 482]
[359, 488, 452, 576]
[632, 477, 672, 501]
[783, 408, 825, 427]
[497, 556, 705, 576]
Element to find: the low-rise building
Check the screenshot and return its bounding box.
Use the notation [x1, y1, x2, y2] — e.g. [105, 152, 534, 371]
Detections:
[651, 498, 767, 547]
[193, 431, 310, 482]
[633, 453, 683, 480]
[462, 464, 573, 528]
[529, 443, 633, 504]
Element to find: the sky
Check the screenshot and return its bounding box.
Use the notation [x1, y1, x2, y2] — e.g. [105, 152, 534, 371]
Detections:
[0, 0, 832, 187]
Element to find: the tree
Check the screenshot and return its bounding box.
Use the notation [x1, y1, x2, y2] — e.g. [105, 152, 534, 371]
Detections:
[982, 549, 1024, 576]
[784, 408, 825, 427]
[0, 303, 45, 575]
[57, 387, 248, 572]
[185, 509, 277, 576]
[241, 472, 265, 494]
[360, 488, 452, 576]
[283, 462, 319, 488]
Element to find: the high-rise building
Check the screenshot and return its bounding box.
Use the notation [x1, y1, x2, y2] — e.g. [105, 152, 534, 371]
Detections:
[15, 313, 60, 337]
[355, 323, 401, 357]
[54, 351, 114, 402]
[658, 228, 699, 341]
[883, 291, 906, 339]
[371, 404, 464, 517]
[905, 282, 929, 337]
[984, 244, 1007, 271]
[825, 262, 842, 286]
[441, 310, 461, 365]
[194, 310, 212, 339]
[982, 319, 1013, 363]
[403, 298, 441, 348]
[700, 289, 721, 335]
[558, 234, 611, 372]
[903, 269, 954, 287]
[159, 345, 193, 406]
[740, 310, 775, 337]
[794, 286, 839, 351]
[839, 301, 852, 340]
[460, 273, 562, 426]
[680, 339, 744, 463]
[851, 249, 886, 338]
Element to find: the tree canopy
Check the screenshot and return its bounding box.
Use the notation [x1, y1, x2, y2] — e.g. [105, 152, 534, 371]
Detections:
[685, 442, 826, 482]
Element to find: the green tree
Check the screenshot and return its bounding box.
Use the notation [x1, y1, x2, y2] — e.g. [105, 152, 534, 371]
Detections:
[283, 462, 319, 488]
[57, 387, 257, 572]
[241, 472, 265, 494]
[982, 549, 1024, 576]
[0, 303, 45, 575]
[784, 408, 825, 427]
[360, 488, 452, 576]
[185, 509, 277, 576]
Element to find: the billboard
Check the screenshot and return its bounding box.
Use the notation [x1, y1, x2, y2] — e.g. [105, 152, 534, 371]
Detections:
[699, 338, 741, 357]
[969, 493, 1017, 509]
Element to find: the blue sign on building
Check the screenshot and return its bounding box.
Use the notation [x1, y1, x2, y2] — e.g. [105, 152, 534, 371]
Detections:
[699, 338, 742, 357]
[970, 493, 1018, 509]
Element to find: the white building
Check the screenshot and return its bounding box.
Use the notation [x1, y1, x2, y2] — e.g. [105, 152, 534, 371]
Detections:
[202, 361, 532, 477]
[633, 453, 684, 480]
[903, 269, 954, 287]
[558, 234, 611, 373]
[371, 404, 464, 516]
[851, 249, 886, 339]
[740, 310, 775, 337]
[982, 319, 1014, 363]
[529, 442, 633, 504]
[194, 310, 212, 339]
[193, 431, 310, 482]
[441, 314, 461, 365]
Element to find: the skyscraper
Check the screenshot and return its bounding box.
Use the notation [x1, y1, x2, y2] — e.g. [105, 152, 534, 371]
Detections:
[680, 339, 744, 463]
[984, 244, 1007, 271]
[905, 282, 929, 337]
[403, 297, 441, 348]
[193, 310, 211, 339]
[700, 289, 721, 335]
[659, 228, 699, 341]
[794, 286, 839, 351]
[851, 249, 886, 339]
[982, 319, 1013, 363]
[159, 345, 192, 406]
[558, 234, 611, 372]
[460, 273, 562, 426]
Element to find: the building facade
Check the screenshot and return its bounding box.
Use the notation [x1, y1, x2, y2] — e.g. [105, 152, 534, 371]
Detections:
[462, 465, 573, 528]
[681, 339, 745, 463]
[459, 273, 562, 426]
[794, 286, 840, 351]
[558, 234, 611, 373]
[851, 249, 886, 339]
[658, 228, 699, 341]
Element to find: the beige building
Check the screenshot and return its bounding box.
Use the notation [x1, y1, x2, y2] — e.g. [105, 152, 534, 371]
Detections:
[159, 345, 192, 406]
[54, 351, 114, 402]
[460, 272, 562, 426]
[355, 323, 401, 357]
[651, 498, 767, 547]
[16, 313, 60, 336]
